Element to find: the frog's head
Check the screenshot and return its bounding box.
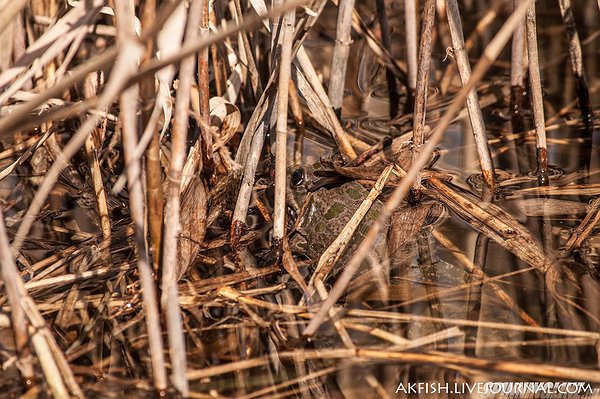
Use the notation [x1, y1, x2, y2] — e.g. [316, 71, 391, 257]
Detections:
[286, 165, 312, 218]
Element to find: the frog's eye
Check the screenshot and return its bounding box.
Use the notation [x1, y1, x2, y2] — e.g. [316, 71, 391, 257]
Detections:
[290, 168, 305, 186]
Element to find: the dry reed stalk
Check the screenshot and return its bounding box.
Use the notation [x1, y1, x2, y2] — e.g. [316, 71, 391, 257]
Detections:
[0, 0, 27, 36]
[561, 197, 600, 255]
[233, 0, 262, 98]
[525, 1, 549, 184]
[314, 282, 390, 397]
[441, 5, 499, 93]
[289, 78, 305, 165]
[296, 47, 357, 160]
[328, 0, 357, 117]
[272, 7, 295, 246]
[510, 0, 526, 135]
[140, 0, 163, 274]
[445, 0, 495, 188]
[7, 0, 299, 254]
[0, 0, 298, 138]
[557, 0, 593, 129]
[404, 0, 418, 112]
[410, 0, 435, 199]
[0, 208, 34, 387]
[432, 230, 539, 328]
[303, 0, 535, 337]
[160, 0, 209, 395]
[0, 207, 81, 398]
[188, 346, 600, 383]
[198, 0, 215, 176]
[82, 73, 111, 244]
[376, 0, 399, 118]
[114, 1, 169, 393]
[0, 0, 104, 105]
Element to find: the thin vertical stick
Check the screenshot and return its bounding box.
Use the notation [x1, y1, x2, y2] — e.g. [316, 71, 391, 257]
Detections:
[410, 0, 435, 200]
[328, 0, 356, 117]
[140, 0, 163, 274]
[82, 73, 112, 244]
[510, 0, 526, 135]
[404, 0, 418, 112]
[198, 0, 215, 177]
[272, 7, 295, 247]
[557, 0, 593, 129]
[303, 0, 534, 337]
[161, 0, 204, 395]
[376, 0, 399, 118]
[445, 0, 495, 188]
[233, 0, 262, 98]
[525, 1, 548, 185]
[289, 77, 305, 165]
[114, 1, 169, 394]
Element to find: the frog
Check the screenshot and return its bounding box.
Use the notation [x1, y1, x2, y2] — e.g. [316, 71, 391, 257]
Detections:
[286, 161, 386, 272]
[285, 160, 445, 277]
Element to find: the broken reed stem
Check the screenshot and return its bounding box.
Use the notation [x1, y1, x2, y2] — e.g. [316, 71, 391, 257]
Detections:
[445, 0, 495, 188]
[303, 0, 535, 337]
[140, 0, 163, 274]
[404, 0, 418, 111]
[296, 47, 357, 161]
[231, 117, 271, 248]
[233, 0, 262, 98]
[114, 2, 168, 393]
[441, 5, 499, 94]
[557, 0, 593, 129]
[273, 7, 296, 245]
[198, 0, 214, 176]
[82, 74, 112, 243]
[289, 78, 305, 165]
[510, 0, 526, 135]
[376, 0, 399, 118]
[525, 1, 549, 185]
[161, 0, 208, 395]
[0, 207, 35, 387]
[410, 0, 435, 198]
[328, 0, 356, 117]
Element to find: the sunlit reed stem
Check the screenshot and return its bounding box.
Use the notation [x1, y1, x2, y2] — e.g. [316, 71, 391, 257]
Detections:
[557, 0, 593, 129]
[161, 0, 206, 394]
[198, 0, 215, 176]
[328, 0, 356, 117]
[410, 0, 435, 201]
[445, 0, 495, 188]
[82, 75, 112, 244]
[114, 0, 169, 393]
[404, 0, 418, 112]
[296, 47, 356, 161]
[525, 1, 549, 185]
[289, 78, 305, 165]
[140, 0, 163, 274]
[510, 0, 526, 135]
[273, 7, 296, 246]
